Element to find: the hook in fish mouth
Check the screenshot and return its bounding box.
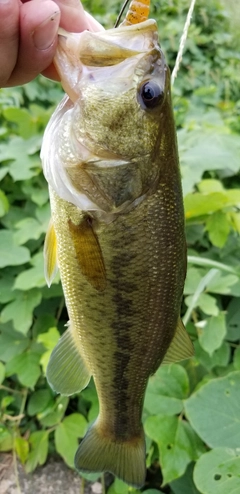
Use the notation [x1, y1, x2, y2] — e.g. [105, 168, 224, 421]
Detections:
[115, 0, 131, 27]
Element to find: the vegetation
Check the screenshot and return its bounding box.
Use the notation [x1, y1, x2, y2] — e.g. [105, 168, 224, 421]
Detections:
[0, 0, 240, 493]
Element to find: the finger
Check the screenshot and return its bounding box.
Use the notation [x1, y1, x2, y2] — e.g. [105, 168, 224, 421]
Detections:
[42, 0, 104, 80]
[53, 0, 104, 32]
[0, 0, 20, 87]
[7, 0, 61, 86]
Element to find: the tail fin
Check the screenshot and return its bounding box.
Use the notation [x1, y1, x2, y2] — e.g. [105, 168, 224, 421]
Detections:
[74, 421, 146, 488]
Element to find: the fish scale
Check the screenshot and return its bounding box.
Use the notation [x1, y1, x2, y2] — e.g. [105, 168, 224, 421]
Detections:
[41, 0, 194, 487]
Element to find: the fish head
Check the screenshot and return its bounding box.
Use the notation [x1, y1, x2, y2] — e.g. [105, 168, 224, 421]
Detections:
[42, 20, 175, 216]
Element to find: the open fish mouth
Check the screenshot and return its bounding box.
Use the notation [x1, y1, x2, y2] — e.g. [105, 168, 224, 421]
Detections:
[41, 18, 167, 215]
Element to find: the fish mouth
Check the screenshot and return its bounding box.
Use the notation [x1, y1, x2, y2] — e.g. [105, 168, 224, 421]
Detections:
[54, 20, 159, 102]
[41, 18, 167, 217]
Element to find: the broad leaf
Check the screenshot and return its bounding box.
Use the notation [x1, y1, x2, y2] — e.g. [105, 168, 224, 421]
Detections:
[25, 431, 49, 473]
[55, 413, 88, 467]
[1, 289, 42, 334]
[194, 448, 240, 494]
[198, 313, 226, 356]
[0, 230, 30, 268]
[144, 364, 189, 416]
[144, 415, 205, 484]
[5, 351, 41, 388]
[184, 371, 240, 448]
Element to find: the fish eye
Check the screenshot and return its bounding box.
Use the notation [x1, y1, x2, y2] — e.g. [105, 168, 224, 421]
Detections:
[138, 81, 164, 110]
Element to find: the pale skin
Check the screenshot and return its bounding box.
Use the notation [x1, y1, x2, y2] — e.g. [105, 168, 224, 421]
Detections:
[0, 0, 103, 87]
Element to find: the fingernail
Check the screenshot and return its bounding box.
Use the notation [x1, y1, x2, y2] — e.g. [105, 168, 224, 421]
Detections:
[33, 11, 60, 50]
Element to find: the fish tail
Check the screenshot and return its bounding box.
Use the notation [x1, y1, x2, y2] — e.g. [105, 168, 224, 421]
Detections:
[74, 420, 146, 488]
[121, 0, 150, 26]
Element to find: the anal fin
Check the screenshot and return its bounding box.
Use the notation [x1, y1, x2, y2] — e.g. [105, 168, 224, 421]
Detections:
[162, 317, 194, 364]
[47, 322, 91, 395]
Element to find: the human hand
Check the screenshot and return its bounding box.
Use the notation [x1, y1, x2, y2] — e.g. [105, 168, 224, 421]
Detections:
[0, 0, 103, 87]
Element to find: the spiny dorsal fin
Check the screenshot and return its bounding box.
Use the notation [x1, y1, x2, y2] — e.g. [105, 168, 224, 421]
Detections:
[47, 322, 91, 396]
[44, 219, 58, 287]
[68, 217, 107, 292]
[162, 317, 194, 364]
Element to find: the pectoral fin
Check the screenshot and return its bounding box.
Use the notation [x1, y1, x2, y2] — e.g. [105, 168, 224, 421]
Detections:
[68, 217, 106, 292]
[44, 219, 58, 287]
[47, 322, 91, 396]
[162, 317, 194, 364]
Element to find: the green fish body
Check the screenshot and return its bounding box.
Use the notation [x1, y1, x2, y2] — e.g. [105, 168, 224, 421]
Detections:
[41, 15, 193, 488]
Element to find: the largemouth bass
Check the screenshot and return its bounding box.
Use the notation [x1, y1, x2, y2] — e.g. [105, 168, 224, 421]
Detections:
[41, 0, 194, 487]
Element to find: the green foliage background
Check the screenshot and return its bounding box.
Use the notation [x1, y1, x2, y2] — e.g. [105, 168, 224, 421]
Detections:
[0, 0, 240, 493]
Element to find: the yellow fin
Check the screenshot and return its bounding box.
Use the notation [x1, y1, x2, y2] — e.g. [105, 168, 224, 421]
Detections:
[44, 219, 58, 287]
[68, 217, 106, 292]
[47, 322, 91, 396]
[162, 318, 194, 364]
[75, 421, 146, 488]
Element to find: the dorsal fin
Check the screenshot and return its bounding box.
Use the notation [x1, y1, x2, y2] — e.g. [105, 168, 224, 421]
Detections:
[68, 217, 107, 292]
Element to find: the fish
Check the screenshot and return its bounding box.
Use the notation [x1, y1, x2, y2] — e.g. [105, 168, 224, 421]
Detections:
[41, 0, 194, 487]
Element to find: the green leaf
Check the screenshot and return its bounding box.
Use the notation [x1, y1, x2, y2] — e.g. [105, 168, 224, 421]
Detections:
[183, 269, 219, 325]
[142, 491, 165, 494]
[1, 288, 42, 334]
[37, 327, 60, 373]
[39, 396, 69, 427]
[55, 413, 88, 468]
[81, 385, 99, 423]
[107, 478, 131, 494]
[0, 230, 30, 268]
[226, 298, 240, 341]
[0, 274, 15, 304]
[0, 136, 41, 181]
[194, 448, 240, 494]
[184, 267, 203, 295]
[184, 371, 240, 448]
[13, 217, 44, 245]
[198, 314, 227, 356]
[22, 182, 49, 206]
[207, 272, 239, 295]
[27, 389, 53, 416]
[25, 431, 49, 473]
[170, 462, 201, 494]
[206, 211, 230, 248]
[0, 361, 5, 384]
[144, 415, 205, 484]
[233, 348, 240, 371]
[14, 254, 46, 291]
[2, 107, 37, 139]
[184, 192, 228, 219]
[187, 256, 239, 276]
[144, 364, 189, 416]
[5, 351, 41, 388]
[198, 179, 224, 194]
[0, 324, 29, 362]
[197, 293, 219, 316]
[14, 436, 29, 464]
[0, 425, 14, 452]
[0, 190, 9, 217]
[194, 341, 230, 372]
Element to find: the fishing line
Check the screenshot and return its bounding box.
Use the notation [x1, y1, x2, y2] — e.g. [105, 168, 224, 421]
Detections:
[171, 0, 197, 86]
[115, 0, 130, 28]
